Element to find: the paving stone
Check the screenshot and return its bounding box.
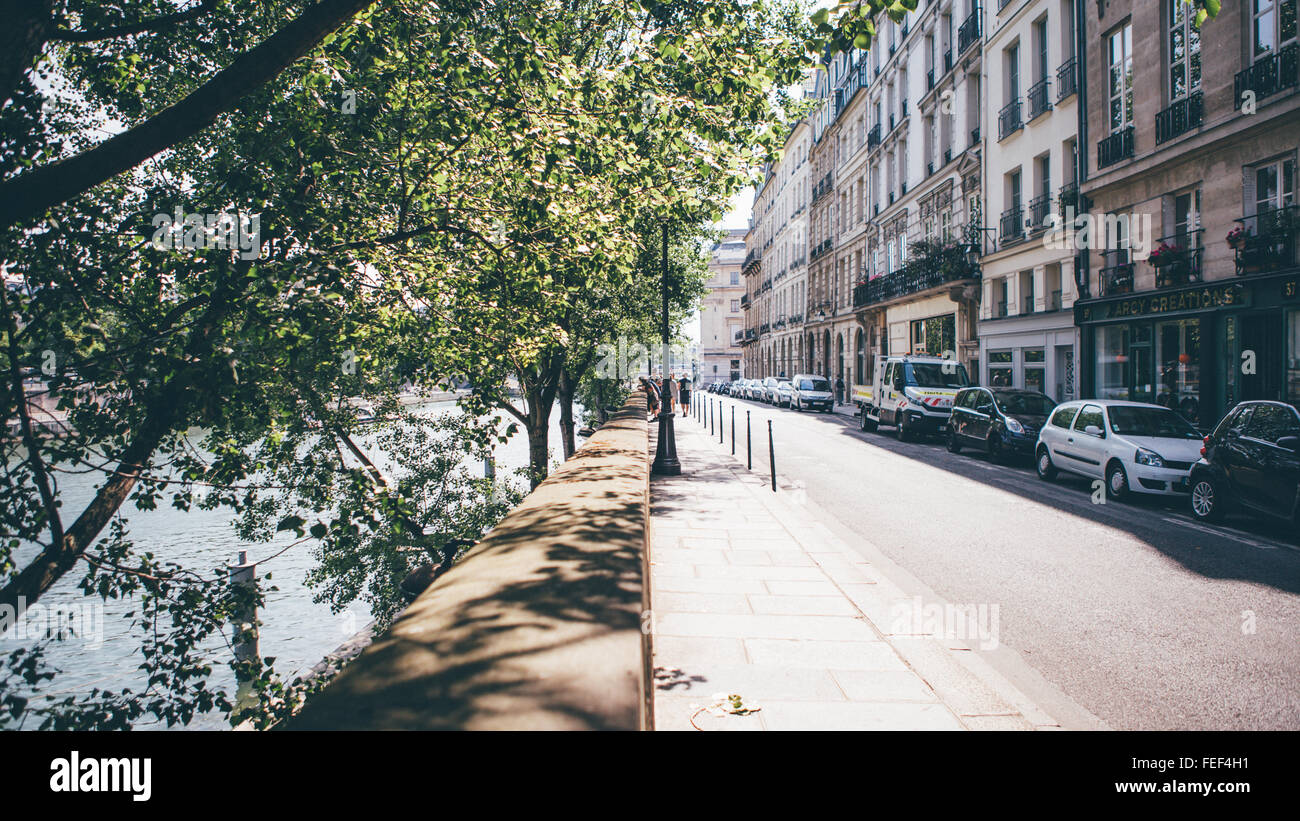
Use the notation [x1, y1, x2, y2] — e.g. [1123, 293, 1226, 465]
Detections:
[831, 669, 941, 702]
[653, 577, 767, 595]
[758, 701, 964, 731]
[651, 635, 749, 668]
[763, 580, 843, 596]
[657, 613, 879, 641]
[748, 594, 859, 616]
[743, 638, 908, 671]
[654, 591, 752, 615]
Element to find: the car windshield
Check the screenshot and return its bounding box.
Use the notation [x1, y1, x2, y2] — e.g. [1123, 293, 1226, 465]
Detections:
[907, 363, 970, 388]
[996, 393, 1056, 416]
[803, 378, 831, 392]
[1107, 406, 1201, 439]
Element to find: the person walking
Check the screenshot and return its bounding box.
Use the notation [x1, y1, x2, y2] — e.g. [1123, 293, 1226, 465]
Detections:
[835, 375, 845, 405]
[678, 374, 691, 417]
[662, 374, 678, 416]
[641, 376, 659, 420]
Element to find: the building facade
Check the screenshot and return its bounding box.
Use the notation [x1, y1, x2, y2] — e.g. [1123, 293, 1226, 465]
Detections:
[700, 229, 746, 385]
[846, 1, 985, 392]
[977, 0, 1082, 402]
[1075, 0, 1300, 429]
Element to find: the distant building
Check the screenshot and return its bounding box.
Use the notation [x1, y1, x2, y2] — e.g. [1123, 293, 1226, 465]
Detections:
[700, 229, 746, 384]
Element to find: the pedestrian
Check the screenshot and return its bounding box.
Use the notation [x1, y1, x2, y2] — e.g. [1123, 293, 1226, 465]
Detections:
[641, 377, 659, 419]
[678, 374, 691, 417]
[663, 373, 677, 416]
[835, 375, 845, 405]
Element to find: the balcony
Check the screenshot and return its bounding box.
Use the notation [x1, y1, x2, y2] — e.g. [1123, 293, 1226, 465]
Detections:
[867, 123, 882, 149]
[901, 99, 908, 117]
[927, 161, 935, 176]
[1027, 194, 1051, 234]
[970, 126, 980, 145]
[927, 69, 935, 90]
[1234, 43, 1299, 110]
[1231, 205, 1300, 274]
[1097, 126, 1134, 169]
[853, 240, 978, 308]
[745, 328, 757, 341]
[998, 98, 1023, 140]
[1155, 91, 1203, 144]
[889, 112, 896, 131]
[1056, 56, 1078, 101]
[1027, 77, 1052, 120]
[740, 293, 750, 308]
[957, 9, 981, 55]
[1058, 181, 1079, 219]
[759, 322, 770, 336]
[1148, 230, 1204, 288]
[1099, 251, 1134, 296]
[999, 206, 1025, 247]
[944, 148, 952, 164]
[944, 48, 953, 73]
[743, 249, 762, 270]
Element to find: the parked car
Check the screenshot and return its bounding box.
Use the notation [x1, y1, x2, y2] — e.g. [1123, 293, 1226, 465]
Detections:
[1035, 400, 1204, 499]
[773, 379, 794, 407]
[1189, 400, 1300, 525]
[791, 374, 834, 412]
[947, 387, 1056, 462]
[761, 376, 780, 403]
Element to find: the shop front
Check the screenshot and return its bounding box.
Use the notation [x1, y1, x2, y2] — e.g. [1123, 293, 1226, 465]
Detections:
[1076, 274, 1300, 430]
[978, 313, 1080, 403]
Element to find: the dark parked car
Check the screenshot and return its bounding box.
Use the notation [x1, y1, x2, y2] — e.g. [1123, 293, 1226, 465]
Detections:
[1189, 400, 1300, 525]
[946, 387, 1056, 462]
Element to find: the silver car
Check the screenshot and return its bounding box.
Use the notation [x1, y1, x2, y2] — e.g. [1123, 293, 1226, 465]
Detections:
[790, 374, 834, 413]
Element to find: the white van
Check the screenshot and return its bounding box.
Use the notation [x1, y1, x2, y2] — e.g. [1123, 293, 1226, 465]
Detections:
[858, 355, 971, 441]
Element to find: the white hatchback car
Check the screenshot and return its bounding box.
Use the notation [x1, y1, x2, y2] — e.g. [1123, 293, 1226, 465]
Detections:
[1034, 400, 1204, 499]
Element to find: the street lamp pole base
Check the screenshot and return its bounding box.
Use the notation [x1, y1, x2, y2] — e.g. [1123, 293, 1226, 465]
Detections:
[651, 410, 682, 476]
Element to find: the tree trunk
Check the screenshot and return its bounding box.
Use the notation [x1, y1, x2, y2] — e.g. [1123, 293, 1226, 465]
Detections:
[557, 370, 576, 460]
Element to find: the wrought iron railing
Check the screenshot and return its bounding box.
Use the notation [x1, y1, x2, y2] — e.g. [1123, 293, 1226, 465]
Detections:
[1148, 230, 1203, 288]
[998, 98, 1023, 140]
[958, 8, 981, 55]
[1000, 206, 1024, 246]
[1056, 56, 1078, 101]
[1099, 250, 1134, 296]
[1028, 76, 1052, 119]
[1234, 43, 1299, 110]
[1155, 91, 1203, 144]
[1231, 205, 1300, 274]
[1097, 126, 1134, 169]
[852, 242, 977, 308]
[1028, 194, 1052, 234]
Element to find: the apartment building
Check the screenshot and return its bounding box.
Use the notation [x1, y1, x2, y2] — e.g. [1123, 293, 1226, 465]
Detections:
[700, 229, 746, 385]
[842, 1, 984, 390]
[742, 119, 812, 379]
[977, 0, 1082, 402]
[1075, 0, 1300, 428]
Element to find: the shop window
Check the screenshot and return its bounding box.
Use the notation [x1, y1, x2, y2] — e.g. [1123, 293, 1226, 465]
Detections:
[1156, 318, 1201, 424]
[1288, 309, 1300, 404]
[989, 349, 1014, 387]
[1025, 348, 1046, 394]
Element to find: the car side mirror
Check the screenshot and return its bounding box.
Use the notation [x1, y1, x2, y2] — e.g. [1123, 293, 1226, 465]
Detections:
[1084, 425, 1103, 437]
[1277, 435, 1300, 452]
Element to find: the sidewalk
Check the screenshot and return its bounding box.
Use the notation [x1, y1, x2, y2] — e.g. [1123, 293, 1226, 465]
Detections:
[648, 413, 1063, 731]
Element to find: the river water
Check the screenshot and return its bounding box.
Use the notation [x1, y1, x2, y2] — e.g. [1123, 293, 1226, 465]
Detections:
[2, 398, 576, 729]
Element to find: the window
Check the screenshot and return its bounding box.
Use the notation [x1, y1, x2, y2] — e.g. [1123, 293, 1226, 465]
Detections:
[1254, 157, 1296, 215]
[731, 271, 739, 285]
[1006, 42, 1021, 103]
[1073, 404, 1105, 435]
[1252, 0, 1299, 59]
[1025, 348, 1047, 394]
[1050, 404, 1080, 428]
[989, 350, 1014, 387]
[1169, 0, 1201, 100]
[1107, 23, 1134, 132]
[1035, 18, 1050, 83]
[731, 299, 740, 312]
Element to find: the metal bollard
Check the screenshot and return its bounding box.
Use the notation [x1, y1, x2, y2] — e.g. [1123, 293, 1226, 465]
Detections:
[731, 406, 735, 455]
[746, 410, 752, 470]
[719, 402, 724, 444]
[767, 419, 776, 492]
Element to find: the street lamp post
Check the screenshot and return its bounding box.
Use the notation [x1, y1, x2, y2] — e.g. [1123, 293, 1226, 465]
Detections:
[652, 222, 681, 476]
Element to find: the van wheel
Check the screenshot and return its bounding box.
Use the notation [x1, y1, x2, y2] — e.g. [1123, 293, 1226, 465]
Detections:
[1106, 462, 1129, 500]
[1035, 446, 1057, 480]
[861, 411, 878, 432]
[1190, 474, 1225, 522]
[897, 415, 912, 442]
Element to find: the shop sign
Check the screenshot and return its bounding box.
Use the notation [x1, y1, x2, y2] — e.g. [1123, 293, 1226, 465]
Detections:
[1076, 283, 1247, 323]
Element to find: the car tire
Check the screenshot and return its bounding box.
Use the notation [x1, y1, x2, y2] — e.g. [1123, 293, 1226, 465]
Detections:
[946, 428, 962, 453]
[860, 411, 877, 432]
[1106, 461, 1129, 501]
[1035, 446, 1057, 481]
[794, 398, 802, 412]
[987, 432, 1003, 464]
[1190, 474, 1226, 522]
[897, 415, 912, 442]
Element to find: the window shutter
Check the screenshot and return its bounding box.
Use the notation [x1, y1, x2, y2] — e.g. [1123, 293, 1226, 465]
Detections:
[1161, 195, 1175, 238]
[1243, 164, 1257, 218]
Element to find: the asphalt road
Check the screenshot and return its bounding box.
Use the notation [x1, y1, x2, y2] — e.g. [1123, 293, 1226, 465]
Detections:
[694, 393, 1300, 730]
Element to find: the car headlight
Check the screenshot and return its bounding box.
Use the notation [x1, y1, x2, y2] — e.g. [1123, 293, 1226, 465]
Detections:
[1004, 417, 1024, 434]
[1135, 447, 1164, 467]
